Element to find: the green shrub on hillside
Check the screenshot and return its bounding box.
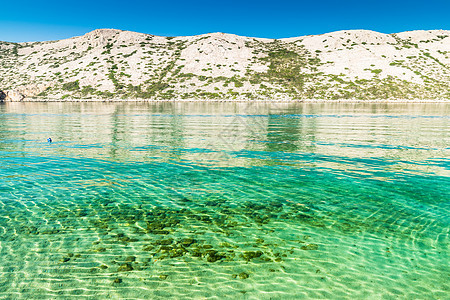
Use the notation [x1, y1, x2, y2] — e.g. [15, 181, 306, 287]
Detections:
[62, 81, 80, 91]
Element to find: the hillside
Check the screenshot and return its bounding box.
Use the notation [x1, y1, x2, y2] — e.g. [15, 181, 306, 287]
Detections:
[1, 28, 450, 101]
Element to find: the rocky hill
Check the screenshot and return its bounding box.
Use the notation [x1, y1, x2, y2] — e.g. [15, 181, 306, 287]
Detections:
[1, 28, 449, 101]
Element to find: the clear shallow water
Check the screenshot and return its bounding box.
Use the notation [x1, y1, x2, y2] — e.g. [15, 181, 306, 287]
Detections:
[0, 102, 448, 299]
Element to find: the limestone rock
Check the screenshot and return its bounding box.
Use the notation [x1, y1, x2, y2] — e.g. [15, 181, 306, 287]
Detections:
[5, 90, 25, 102]
[16, 84, 48, 97]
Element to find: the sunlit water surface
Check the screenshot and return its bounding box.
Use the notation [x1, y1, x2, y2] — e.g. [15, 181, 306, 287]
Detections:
[0, 102, 448, 299]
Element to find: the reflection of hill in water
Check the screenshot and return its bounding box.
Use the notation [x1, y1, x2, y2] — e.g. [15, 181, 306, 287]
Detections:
[0, 102, 448, 174]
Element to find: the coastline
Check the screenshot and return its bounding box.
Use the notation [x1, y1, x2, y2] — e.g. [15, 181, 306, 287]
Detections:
[2, 98, 449, 103]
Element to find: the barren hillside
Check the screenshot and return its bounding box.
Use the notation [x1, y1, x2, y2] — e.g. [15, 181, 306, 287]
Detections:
[1, 28, 449, 100]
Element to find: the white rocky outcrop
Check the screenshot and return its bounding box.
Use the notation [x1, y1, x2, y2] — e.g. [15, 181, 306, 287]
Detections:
[0, 28, 449, 100]
[0, 90, 26, 102]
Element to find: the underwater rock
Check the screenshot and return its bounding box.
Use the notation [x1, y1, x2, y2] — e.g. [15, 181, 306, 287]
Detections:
[169, 248, 186, 258]
[296, 213, 313, 220]
[204, 200, 221, 206]
[142, 245, 154, 251]
[242, 251, 263, 261]
[155, 239, 173, 245]
[301, 244, 319, 250]
[94, 247, 107, 252]
[245, 202, 266, 210]
[205, 250, 226, 262]
[194, 215, 213, 223]
[254, 215, 270, 225]
[113, 278, 122, 284]
[190, 249, 203, 257]
[117, 263, 134, 272]
[41, 229, 60, 234]
[146, 221, 169, 234]
[125, 256, 136, 262]
[180, 238, 196, 247]
[116, 233, 137, 242]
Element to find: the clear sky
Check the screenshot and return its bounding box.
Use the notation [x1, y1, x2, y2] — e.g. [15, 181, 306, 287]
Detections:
[1, 0, 449, 42]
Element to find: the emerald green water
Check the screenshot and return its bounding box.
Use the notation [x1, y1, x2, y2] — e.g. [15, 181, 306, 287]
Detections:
[0, 102, 448, 299]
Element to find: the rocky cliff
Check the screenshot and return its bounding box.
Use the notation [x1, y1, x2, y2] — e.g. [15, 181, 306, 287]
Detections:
[1, 28, 449, 100]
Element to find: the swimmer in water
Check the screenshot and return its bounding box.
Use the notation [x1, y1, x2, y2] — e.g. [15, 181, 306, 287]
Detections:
[47, 138, 52, 143]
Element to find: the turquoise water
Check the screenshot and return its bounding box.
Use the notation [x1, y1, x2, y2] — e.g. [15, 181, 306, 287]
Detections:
[0, 102, 448, 299]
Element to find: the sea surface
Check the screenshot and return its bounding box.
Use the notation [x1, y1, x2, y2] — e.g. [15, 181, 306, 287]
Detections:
[0, 102, 448, 299]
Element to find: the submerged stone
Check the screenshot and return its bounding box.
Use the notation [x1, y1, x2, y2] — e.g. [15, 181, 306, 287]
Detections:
[113, 278, 122, 284]
[169, 249, 186, 258]
[190, 249, 203, 257]
[94, 247, 107, 252]
[125, 256, 136, 262]
[117, 263, 134, 272]
[242, 251, 263, 261]
[205, 250, 226, 262]
[143, 244, 154, 251]
[301, 244, 319, 250]
[155, 239, 173, 245]
[180, 238, 196, 247]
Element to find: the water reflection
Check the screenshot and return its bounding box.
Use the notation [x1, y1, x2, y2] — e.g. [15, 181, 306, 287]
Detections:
[0, 102, 448, 175]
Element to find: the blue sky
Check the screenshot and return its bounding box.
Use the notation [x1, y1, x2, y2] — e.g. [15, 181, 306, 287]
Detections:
[1, 0, 449, 42]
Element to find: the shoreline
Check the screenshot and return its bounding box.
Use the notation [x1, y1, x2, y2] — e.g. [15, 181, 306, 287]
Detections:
[1, 98, 449, 104]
